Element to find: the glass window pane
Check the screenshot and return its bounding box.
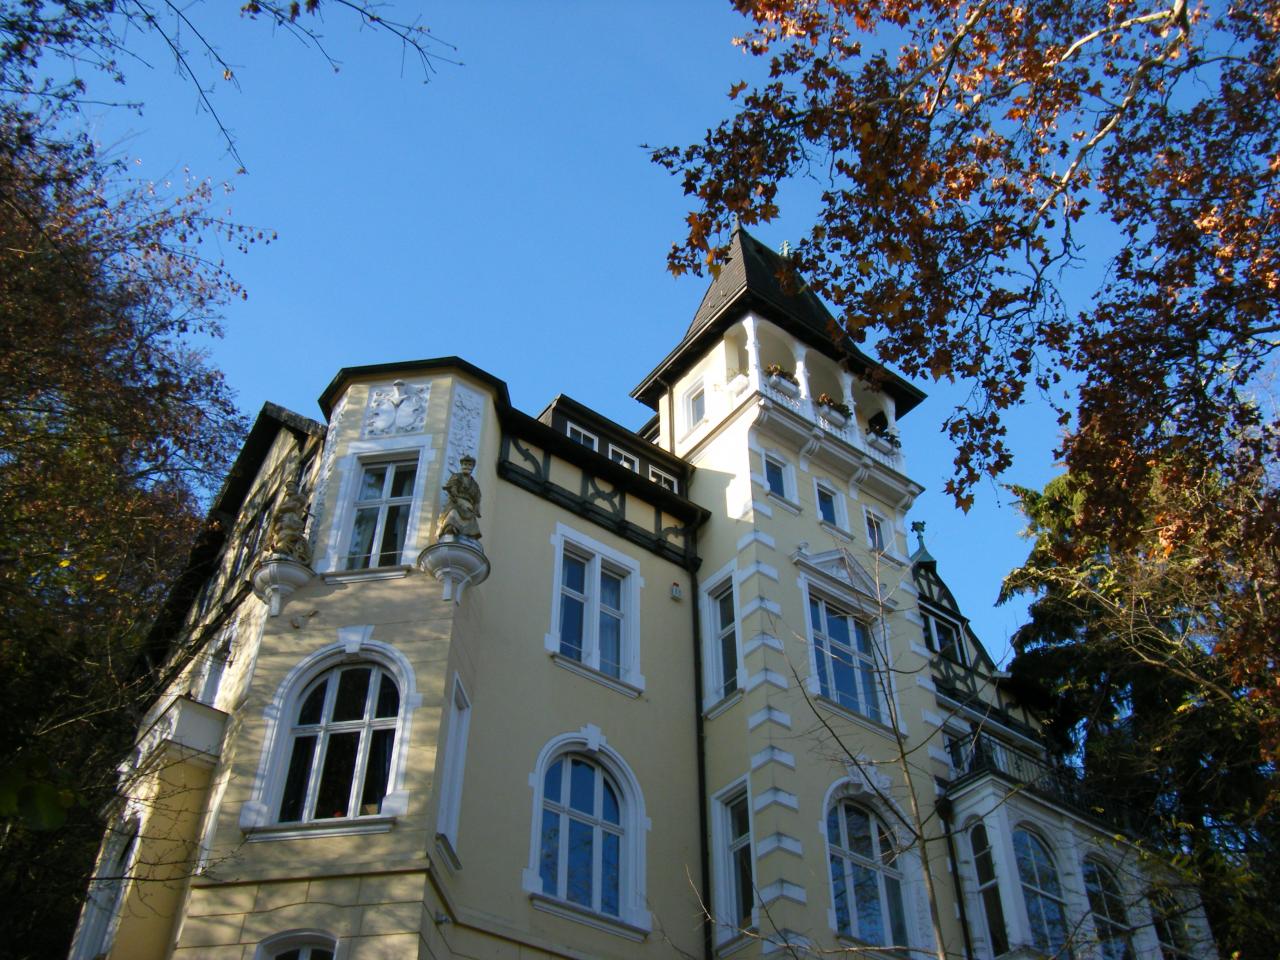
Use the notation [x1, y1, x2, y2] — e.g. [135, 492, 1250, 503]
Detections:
[276, 950, 301, 960]
[984, 885, 1009, 954]
[886, 874, 908, 947]
[357, 466, 387, 501]
[600, 570, 622, 610]
[765, 459, 785, 496]
[562, 554, 586, 593]
[818, 490, 836, 524]
[377, 503, 409, 565]
[314, 732, 360, 819]
[720, 631, 738, 695]
[831, 854, 851, 935]
[852, 862, 884, 944]
[346, 507, 379, 568]
[359, 728, 395, 814]
[389, 463, 417, 498]
[374, 673, 400, 718]
[828, 612, 851, 648]
[844, 805, 873, 858]
[853, 619, 874, 655]
[543, 758, 563, 802]
[602, 780, 620, 825]
[559, 596, 584, 660]
[313, 951, 334, 960]
[832, 646, 859, 711]
[809, 597, 822, 630]
[567, 819, 594, 907]
[539, 808, 560, 895]
[569, 759, 595, 814]
[731, 796, 750, 839]
[332, 668, 371, 722]
[297, 681, 327, 725]
[599, 612, 622, 677]
[717, 591, 734, 627]
[601, 831, 620, 916]
[734, 842, 753, 924]
[278, 735, 316, 822]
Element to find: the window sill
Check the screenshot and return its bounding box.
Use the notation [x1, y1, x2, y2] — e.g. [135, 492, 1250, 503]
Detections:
[435, 832, 462, 872]
[716, 927, 759, 956]
[245, 815, 396, 842]
[865, 549, 907, 568]
[703, 688, 743, 720]
[550, 652, 643, 698]
[819, 520, 852, 541]
[815, 694, 905, 742]
[836, 932, 908, 957]
[766, 491, 802, 515]
[322, 564, 414, 584]
[529, 892, 649, 941]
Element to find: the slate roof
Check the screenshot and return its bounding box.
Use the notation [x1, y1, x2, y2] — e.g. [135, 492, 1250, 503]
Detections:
[632, 226, 925, 415]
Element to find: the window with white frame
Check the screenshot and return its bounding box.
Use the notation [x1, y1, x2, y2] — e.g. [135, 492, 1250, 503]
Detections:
[923, 610, 966, 664]
[435, 675, 471, 858]
[1012, 828, 1069, 956]
[256, 932, 338, 960]
[649, 465, 678, 492]
[345, 459, 417, 569]
[968, 821, 1009, 956]
[268, 942, 335, 960]
[684, 381, 707, 432]
[864, 509, 888, 552]
[1152, 893, 1194, 960]
[566, 422, 597, 451]
[1083, 859, 1133, 960]
[70, 819, 140, 960]
[194, 623, 235, 706]
[276, 663, 400, 822]
[808, 594, 884, 723]
[536, 755, 624, 918]
[524, 732, 650, 933]
[815, 480, 846, 529]
[705, 579, 739, 703]
[714, 785, 754, 941]
[826, 800, 909, 947]
[608, 445, 639, 472]
[764, 455, 788, 499]
[547, 526, 643, 689]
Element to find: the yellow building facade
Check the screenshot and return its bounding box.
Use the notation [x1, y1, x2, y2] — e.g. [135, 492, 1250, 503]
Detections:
[72, 229, 1212, 960]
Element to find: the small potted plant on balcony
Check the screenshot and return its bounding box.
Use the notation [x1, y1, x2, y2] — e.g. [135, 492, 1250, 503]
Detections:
[866, 411, 902, 451]
[814, 392, 852, 427]
[763, 362, 800, 398]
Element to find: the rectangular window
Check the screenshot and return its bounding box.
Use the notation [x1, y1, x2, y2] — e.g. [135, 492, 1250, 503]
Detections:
[548, 527, 643, 690]
[865, 511, 887, 552]
[718, 789, 754, 938]
[764, 456, 787, 498]
[809, 595, 883, 723]
[649, 466, 678, 492]
[436, 675, 471, 859]
[566, 422, 597, 451]
[817, 487, 837, 525]
[707, 582, 738, 702]
[687, 386, 706, 428]
[924, 613, 965, 664]
[346, 459, 417, 569]
[608, 445, 639, 472]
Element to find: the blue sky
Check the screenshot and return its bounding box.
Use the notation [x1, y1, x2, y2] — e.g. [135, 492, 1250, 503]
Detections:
[88, 1, 1067, 663]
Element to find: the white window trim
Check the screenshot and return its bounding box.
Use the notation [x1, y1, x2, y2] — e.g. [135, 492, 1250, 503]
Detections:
[682, 378, 708, 436]
[922, 608, 967, 665]
[760, 450, 799, 510]
[607, 444, 639, 472]
[797, 574, 904, 738]
[712, 777, 756, 945]
[69, 814, 142, 960]
[254, 930, 344, 960]
[194, 619, 238, 707]
[566, 421, 598, 451]
[522, 725, 652, 934]
[819, 778, 929, 953]
[545, 523, 645, 691]
[239, 628, 423, 832]
[435, 673, 472, 865]
[863, 506, 890, 554]
[648, 465, 678, 492]
[317, 440, 433, 573]
[813, 478, 849, 533]
[1009, 825, 1071, 956]
[701, 559, 745, 709]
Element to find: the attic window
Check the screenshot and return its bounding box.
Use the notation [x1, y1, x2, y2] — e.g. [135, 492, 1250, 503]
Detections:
[566, 422, 598, 451]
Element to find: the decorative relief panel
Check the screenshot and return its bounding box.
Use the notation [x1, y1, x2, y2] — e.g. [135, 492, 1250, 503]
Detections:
[308, 390, 347, 552]
[363, 380, 430, 438]
[442, 383, 485, 490]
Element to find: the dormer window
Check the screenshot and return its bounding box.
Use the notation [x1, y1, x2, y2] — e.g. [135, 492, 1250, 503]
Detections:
[649, 466, 678, 492]
[566, 422, 598, 451]
[608, 446, 639, 472]
[923, 612, 966, 664]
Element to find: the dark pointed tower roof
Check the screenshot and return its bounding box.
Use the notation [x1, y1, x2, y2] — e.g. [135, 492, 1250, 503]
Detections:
[631, 227, 925, 414]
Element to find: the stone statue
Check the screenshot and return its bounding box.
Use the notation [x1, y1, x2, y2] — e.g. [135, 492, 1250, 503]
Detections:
[267, 479, 312, 565]
[437, 455, 482, 540]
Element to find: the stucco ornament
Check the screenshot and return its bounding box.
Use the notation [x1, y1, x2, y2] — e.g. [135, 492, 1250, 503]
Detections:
[436, 455, 482, 540]
[266, 480, 312, 565]
[364, 379, 429, 437]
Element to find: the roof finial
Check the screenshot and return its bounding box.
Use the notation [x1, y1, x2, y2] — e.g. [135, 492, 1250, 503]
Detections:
[911, 520, 926, 551]
[779, 240, 791, 257]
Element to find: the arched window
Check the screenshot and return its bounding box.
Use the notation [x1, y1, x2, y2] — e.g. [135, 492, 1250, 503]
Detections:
[257, 931, 337, 960]
[1083, 860, 1133, 960]
[537, 754, 624, 917]
[277, 663, 400, 822]
[826, 800, 908, 947]
[272, 945, 333, 960]
[1012, 828, 1069, 955]
[1151, 893, 1193, 960]
[968, 821, 1009, 956]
